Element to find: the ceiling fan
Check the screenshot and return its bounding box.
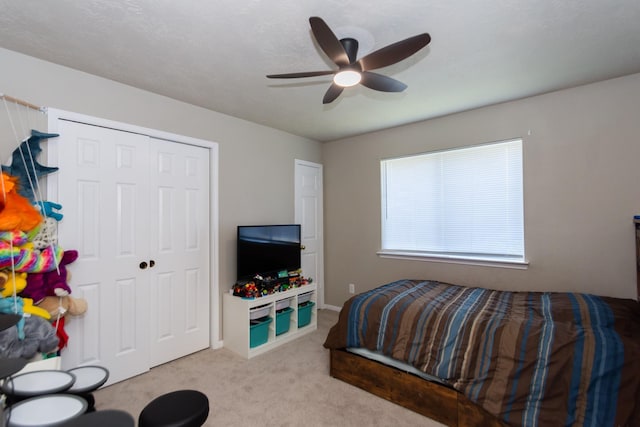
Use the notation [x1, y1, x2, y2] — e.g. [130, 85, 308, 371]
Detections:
[266, 17, 431, 104]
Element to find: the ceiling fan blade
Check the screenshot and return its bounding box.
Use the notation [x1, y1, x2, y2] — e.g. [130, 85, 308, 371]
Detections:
[323, 83, 344, 104]
[309, 17, 350, 67]
[357, 33, 431, 71]
[266, 70, 335, 79]
[360, 71, 407, 92]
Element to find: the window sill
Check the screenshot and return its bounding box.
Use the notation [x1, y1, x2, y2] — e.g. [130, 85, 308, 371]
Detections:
[377, 250, 529, 270]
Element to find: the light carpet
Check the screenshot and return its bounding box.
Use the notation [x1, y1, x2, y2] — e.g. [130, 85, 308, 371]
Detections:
[94, 309, 446, 426]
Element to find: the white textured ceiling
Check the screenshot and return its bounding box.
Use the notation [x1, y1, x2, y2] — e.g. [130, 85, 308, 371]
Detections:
[1, 1, 639, 142]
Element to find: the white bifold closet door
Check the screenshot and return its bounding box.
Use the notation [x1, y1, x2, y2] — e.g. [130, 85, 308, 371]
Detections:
[53, 119, 210, 385]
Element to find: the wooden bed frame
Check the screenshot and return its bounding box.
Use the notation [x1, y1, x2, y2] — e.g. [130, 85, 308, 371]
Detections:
[330, 349, 508, 427]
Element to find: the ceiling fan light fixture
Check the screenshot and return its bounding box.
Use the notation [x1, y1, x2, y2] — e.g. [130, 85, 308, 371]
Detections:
[266, 17, 431, 103]
[333, 70, 361, 87]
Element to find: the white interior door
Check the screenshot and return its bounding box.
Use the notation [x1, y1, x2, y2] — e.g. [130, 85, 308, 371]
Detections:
[294, 160, 324, 307]
[148, 138, 210, 367]
[55, 120, 151, 385]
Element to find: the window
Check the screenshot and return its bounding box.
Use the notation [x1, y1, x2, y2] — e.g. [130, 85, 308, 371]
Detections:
[380, 139, 525, 266]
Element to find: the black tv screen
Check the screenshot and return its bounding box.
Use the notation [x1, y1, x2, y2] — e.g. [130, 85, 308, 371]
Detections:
[237, 224, 301, 281]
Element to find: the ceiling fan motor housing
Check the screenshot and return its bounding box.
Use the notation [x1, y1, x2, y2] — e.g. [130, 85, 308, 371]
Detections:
[340, 38, 359, 64]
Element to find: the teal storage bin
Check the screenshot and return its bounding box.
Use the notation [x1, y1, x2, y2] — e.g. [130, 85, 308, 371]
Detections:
[250, 316, 272, 348]
[298, 301, 315, 327]
[275, 307, 293, 336]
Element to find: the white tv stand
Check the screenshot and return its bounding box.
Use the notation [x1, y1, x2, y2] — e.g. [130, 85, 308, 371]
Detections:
[223, 283, 317, 358]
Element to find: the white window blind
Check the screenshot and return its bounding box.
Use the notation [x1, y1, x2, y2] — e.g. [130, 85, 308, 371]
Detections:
[380, 139, 524, 262]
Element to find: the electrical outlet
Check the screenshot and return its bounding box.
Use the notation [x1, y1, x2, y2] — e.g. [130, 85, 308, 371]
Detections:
[348, 283, 355, 294]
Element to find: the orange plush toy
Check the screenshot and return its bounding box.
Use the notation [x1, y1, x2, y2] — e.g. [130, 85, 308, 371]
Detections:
[0, 173, 43, 232]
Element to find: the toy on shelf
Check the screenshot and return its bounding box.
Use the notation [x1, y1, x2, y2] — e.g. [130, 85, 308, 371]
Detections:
[232, 272, 313, 299]
[233, 281, 259, 298]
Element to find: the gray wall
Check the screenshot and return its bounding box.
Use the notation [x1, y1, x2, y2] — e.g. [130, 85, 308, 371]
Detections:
[0, 47, 322, 336]
[5, 46, 640, 318]
[322, 73, 640, 306]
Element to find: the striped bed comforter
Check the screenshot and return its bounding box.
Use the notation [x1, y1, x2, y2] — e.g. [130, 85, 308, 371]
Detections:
[323, 279, 640, 427]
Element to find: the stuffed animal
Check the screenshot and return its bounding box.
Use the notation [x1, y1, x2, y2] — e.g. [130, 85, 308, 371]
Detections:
[0, 295, 27, 339]
[22, 297, 51, 320]
[36, 201, 63, 222]
[0, 270, 27, 298]
[37, 295, 88, 319]
[37, 295, 87, 350]
[21, 250, 77, 303]
[0, 241, 20, 270]
[0, 241, 64, 273]
[0, 271, 50, 320]
[2, 130, 59, 204]
[31, 217, 58, 250]
[0, 173, 43, 232]
[0, 229, 31, 246]
[0, 314, 59, 359]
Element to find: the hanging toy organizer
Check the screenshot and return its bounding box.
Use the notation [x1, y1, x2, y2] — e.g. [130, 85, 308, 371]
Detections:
[0, 93, 87, 365]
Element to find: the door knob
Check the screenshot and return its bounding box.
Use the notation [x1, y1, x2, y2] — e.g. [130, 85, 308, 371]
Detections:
[139, 261, 148, 269]
[300, 245, 306, 250]
[149, 260, 155, 268]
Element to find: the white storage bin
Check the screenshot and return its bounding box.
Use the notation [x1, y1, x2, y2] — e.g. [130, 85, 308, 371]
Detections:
[275, 298, 292, 311]
[249, 304, 271, 320]
[298, 291, 313, 304]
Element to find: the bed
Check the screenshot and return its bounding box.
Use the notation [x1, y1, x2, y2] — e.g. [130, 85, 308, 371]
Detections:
[323, 279, 640, 427]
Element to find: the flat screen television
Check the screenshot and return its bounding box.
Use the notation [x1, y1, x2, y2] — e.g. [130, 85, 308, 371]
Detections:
[237, 224, 301, 281]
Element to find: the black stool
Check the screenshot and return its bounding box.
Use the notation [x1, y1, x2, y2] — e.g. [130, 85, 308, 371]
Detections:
[138, 389, 209, 427]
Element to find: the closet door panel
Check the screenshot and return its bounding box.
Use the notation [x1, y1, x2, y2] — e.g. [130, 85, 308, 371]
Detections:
[149, 139, 210, 367]
[115, 277, 138, 352]
[56, 120, 151, 385]
[75, 282, 100, 364]
[185, 268, 200, 330]
[155, 271, 175, 341]
[76, 180, 100, 258]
